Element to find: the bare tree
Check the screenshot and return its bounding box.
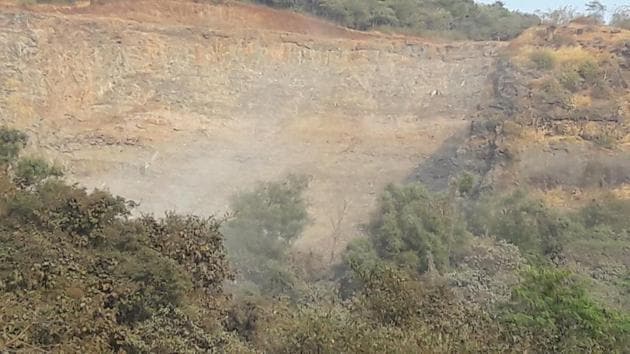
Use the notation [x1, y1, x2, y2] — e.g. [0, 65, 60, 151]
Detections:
[328, 198, 350, 264]
[611, 6, 630, 29]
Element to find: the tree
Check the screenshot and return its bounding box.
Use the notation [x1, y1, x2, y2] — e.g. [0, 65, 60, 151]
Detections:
[585, 1, 606, 24]
[250, 0, 538, 40]
[222, 175, 310, 296]
[611, 6, 630, 29]
[502, 267, 630, 352]
[346, 183, 469, 275]
[536, 6, 578, 26]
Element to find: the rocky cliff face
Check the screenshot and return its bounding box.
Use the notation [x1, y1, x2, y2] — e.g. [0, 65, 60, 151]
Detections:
[0, 1, 501, 253]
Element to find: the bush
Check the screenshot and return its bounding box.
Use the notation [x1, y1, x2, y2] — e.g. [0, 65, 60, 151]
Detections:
[0, 127, 27, 165]
[13, 157, 62, 188]
[345, 183, 469, 275]
[578, 195, 630, 232]
[0, 129, 237, 352]
[467, 190, 567, 262]
[592, 132, 617, 149]
[557, 68, 582, 92]
[529, 49, 556, 70]
[456, 172, 475, 196]
[501, 267, 630, 352]
[141, 213, 233, 292]
[116, 250, 192, 325]
[577, 58, 601, 85]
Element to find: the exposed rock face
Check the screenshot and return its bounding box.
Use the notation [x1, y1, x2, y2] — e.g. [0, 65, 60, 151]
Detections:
[0, 1, 500, 253]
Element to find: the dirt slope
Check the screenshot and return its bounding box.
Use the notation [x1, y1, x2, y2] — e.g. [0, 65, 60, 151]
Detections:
[0, 0, 502, 257]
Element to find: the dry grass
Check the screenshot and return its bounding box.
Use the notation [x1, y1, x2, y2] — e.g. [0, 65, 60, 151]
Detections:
[572, 94, 592, 108]
[537, 184, 630, 211]
[552, 46, 595, 65]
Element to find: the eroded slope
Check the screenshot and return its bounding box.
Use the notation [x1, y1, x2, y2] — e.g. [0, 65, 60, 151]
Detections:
[0, 0, 500, 254]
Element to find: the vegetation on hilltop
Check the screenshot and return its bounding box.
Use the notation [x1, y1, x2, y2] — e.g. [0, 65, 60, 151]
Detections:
[248, 0, 539, 40]
[19, 0, 538, 40]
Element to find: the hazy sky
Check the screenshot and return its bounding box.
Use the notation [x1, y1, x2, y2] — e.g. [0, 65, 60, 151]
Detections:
[476, 0, 627, 15]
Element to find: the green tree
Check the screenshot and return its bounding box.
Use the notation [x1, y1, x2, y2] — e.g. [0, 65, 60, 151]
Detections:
[502, 267, 630, 352]
[222, 175, 310, 296]
[345, 183, 469, 276]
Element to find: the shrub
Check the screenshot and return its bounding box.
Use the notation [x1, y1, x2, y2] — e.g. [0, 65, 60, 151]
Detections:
[577, 58, 601, 85]
[0, 127, 27, 165]
[47, 187, 133, 245]
[501, 267, 630, 352]
[353, 183, 469, 274]
[578, 195, 630, 232]
[116, 250, 192, 325]
[456, 172, 475, 196]
[557, 68, 582, 92]
[592, 132, 617, 149]
[141, 213, 233, 292]
[13, 157, 62, 188]
[467, 190, 568, 262]
[529, 49, 556, 70]
[540, 78, 571, 107]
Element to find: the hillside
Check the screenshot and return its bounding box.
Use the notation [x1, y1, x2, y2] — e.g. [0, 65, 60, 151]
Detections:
[1, 1, 629, 352]
[424, 22, 630, 311]
[0, 0, 500, 255]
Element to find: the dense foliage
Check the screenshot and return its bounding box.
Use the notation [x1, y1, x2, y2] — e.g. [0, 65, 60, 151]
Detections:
[0, 127, 239, 352]
[502, 267, 630, 352]
[1, 124, 628, 352]
[250, 0, 539, 40]
[222, 174, 311, 297]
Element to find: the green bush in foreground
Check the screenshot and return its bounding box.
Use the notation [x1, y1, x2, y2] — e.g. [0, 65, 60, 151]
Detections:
[502, 267, 630, 352]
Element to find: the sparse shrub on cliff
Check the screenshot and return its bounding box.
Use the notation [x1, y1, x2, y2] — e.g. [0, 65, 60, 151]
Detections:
[558, 68, 582, 92]
[456, 172, 475, 196]
[577, 58, 601, 85]
[0, 127, 27, 166]
[578, 194, 630, 232]
[529, 49, 556, 70]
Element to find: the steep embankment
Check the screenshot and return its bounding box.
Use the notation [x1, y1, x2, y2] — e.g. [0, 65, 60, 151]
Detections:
[426, 23, 630, 308]
[0, 0, 501, 255]
[462, 24, 630, 198]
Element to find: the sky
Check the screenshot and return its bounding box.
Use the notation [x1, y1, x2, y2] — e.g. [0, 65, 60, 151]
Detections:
[476, 0, 628, 15]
